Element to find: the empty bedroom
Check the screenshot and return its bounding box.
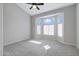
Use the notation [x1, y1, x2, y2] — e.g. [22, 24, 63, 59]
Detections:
[0, 3, 79, 56]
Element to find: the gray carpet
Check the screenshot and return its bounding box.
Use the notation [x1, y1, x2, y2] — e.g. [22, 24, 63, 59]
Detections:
[3, 38, 79, 56]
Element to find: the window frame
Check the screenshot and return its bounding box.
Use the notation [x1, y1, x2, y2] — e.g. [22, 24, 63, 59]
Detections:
[35, 12, 64, 39]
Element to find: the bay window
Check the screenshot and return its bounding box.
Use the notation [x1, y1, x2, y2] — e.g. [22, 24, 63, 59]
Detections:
[35, 13, 64, 38]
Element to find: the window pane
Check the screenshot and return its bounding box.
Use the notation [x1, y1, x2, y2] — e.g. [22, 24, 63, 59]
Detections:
[43, 25, 54, 35]
[36, 25, 41, 34]
[58, 15, 63, 24]
[58, 24, 63, 37]
[43, 17, 55, 25]
[43, 17, 55, 35]
[57, 15, 63, 37]
[43, 25, 49, 35]
[48, 25, 54, 35]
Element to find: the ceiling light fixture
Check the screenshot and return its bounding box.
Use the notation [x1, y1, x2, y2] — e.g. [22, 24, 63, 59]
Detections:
[27, 3, 44, 10]
[33, 5, 36, 9]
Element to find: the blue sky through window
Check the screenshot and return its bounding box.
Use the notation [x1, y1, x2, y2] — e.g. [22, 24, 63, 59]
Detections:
[58, 15, 63, 24]
[43, 17, 55, 25]
[35, 15, 63, 25]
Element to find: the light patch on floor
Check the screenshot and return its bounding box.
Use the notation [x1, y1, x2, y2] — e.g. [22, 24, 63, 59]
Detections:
[29, 40, 42, 44]
[44, 45, 51, 50]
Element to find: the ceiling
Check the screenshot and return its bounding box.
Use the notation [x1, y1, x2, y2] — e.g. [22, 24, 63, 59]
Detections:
[16, 3, 74, 16]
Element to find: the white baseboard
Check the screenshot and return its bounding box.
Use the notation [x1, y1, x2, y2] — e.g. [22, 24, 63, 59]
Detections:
[57, 39, 76, 46]
[4, 38, 29, 46]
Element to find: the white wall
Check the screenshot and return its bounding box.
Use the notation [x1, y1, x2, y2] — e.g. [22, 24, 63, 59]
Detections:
[76, 4, 79, 49]
[0, 4, 3, 56]
[3, 4, 31, 45]
[64, 5, 76, 46]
